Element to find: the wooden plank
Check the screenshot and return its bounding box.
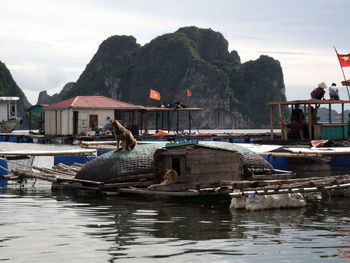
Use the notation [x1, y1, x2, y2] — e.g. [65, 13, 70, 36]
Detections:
[102, 180, 153, 189]
[270, 104, 274, 140]
[104, 173, 154, 183]
[307, 103, 312, 139]
[230, 182, 350, 197]
[117, 187, 203, 196]
[0, 149, 96, 157]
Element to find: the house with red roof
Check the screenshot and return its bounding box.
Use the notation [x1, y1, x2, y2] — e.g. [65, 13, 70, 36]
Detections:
[43, 96, 144, 136]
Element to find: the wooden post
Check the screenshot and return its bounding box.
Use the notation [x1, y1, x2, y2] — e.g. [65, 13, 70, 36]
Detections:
[342, 103, 345, 139]
[176, 110, 179, 133]
[133, 110, 137, 125]
[334, 47, 350, 99]
[28, 112, 32, 132]
[155, 111, 159, 133]
[329, 104, 332, 123]
[140, 111, 143, 134]
[276, 88, 284, 140]
[189, 111, 192, 134]
[307, 103, 312, 139]
[269, 105, 274, 140]
[167, 111, 170, 133]
[144, 111, 148, 134]
[161, 111, 164, 130]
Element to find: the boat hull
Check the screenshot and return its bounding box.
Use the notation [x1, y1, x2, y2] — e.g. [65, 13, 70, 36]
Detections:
[0, 118, 22, 133]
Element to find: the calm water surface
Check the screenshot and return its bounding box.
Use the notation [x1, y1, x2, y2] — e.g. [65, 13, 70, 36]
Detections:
[0, 142, 349, 262]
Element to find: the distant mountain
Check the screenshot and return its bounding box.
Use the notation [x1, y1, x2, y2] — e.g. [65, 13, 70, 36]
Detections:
[37, 82, 75, 105]
[43, 26, 287, 128]
[0, 60, 31, 128]
[317, 106, 350, 123]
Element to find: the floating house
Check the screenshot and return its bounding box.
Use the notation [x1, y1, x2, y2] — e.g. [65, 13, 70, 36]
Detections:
[43, 96, 203, 137]
[43, 96, 144, 136]
[0, 96, 22, 133]
[152, 142, 245, 189]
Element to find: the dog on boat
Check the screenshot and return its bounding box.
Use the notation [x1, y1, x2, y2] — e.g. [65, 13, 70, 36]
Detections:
[110, 120, 137, 152]
[148, 169, 178, 188]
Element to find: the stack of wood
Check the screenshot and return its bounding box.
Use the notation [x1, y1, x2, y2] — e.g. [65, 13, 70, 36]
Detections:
[6, 162, 155, 192]
[223, 175, 350, 197]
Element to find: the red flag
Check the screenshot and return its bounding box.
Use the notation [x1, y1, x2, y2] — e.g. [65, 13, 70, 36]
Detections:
[186, 89, 191, 98]
[149, 89, 161, 100]
[337, 52, 350, 67]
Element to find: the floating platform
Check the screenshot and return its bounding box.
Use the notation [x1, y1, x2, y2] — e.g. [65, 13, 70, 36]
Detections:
[0, 130, 280, 145]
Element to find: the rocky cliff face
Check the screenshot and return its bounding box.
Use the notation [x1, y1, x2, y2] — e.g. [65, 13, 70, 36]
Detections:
[57, 26, 287, 128]
[37, 82, 75, 104]
[0, 60, 31, 127]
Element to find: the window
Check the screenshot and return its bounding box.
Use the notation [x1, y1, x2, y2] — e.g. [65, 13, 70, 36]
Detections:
[89, 114, 98, 127]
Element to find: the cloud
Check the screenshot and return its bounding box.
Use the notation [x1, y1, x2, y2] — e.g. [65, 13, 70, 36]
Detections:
[0, 0, 350, 105]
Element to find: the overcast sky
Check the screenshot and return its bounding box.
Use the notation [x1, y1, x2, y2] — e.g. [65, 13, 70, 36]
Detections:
[1, 0, 350, 105]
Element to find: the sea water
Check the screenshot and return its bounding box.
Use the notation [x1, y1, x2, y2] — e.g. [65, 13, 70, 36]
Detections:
[0, 141, 349, 262]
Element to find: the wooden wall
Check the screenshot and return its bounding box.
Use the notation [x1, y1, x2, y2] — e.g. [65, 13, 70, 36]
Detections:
[155, 145, 244, 186]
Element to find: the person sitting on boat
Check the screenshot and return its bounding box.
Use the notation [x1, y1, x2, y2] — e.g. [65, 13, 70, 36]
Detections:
[92, 123, 101, 136]
[283, 120, 304, 140]
[291, 104, 305, 123]
[311, 104, 320, 124]
[284, 104, 305, 140]
[310, 82, 326, 100]
[329, 83, 340, 100]
[104, 117, 111, 130]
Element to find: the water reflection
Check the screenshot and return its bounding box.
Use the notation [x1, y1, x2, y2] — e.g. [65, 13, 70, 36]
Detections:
[1, 187, 349, 262]
[59, 193, 350, 261]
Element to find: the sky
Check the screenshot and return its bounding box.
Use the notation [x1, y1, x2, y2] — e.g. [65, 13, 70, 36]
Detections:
[1, 0, 350, 105]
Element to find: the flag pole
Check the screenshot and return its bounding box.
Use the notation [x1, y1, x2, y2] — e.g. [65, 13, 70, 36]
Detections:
[334, 47, 350, 99]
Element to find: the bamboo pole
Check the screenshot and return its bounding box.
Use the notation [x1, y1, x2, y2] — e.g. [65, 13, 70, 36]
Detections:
[259, 152, 319, 158]
[230, 182, 350, 197]
[32, 166, 76, 176]
[0, 149, 96, 157]
[270, 104, 274, 140]
[276, 87, 284, 140]
[334, 47, 350, 99]
[105, 173, 154, 183]
[221, 175, 350, 188]
[102, 180, 153, 189]
[307, 103, 312, 139]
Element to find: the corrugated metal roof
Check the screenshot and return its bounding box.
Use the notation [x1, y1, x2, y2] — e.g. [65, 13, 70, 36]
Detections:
[43, 96, 144, 110]
[0, 97, 20, 101]
[165, 141, 254, 154]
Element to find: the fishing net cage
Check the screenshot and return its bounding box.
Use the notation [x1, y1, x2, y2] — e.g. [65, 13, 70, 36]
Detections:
[75, 143, 168, 183]
[7, 156, 35, 172]
[194, 141, 275, 177]
[75, 141, 275, 183]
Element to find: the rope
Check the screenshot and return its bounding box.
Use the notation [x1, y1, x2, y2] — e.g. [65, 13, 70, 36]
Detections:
[6, 158, 35, 170]
[189, 114, 201, 134]
[0, 164, 9, 172]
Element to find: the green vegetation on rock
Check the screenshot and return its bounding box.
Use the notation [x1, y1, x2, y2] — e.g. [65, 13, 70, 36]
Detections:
[0, 60, 30, 127]
[47, 26, 288, 128]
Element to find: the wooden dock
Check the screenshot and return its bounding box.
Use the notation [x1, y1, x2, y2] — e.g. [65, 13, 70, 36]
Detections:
[0, 130, 280, 145]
